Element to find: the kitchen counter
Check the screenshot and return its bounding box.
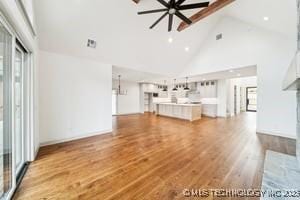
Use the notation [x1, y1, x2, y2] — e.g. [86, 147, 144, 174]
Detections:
[155, 103, 202, 121]
[157, 102, 202, 107]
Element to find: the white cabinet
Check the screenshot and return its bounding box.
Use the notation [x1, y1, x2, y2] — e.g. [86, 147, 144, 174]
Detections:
[156, 103, 202, 121]
[182, 106, 191, 120]
[173, 106, 182, 118]
[197, 81, 217, 98]
[142, 83, 158, 93]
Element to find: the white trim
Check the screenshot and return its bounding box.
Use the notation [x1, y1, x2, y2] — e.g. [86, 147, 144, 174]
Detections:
[15, 0, 36, 36]
[14, 45, 25, 176]
[256, 130, 297, 140]
[0, 1, 35, 52]
[40, 129, 113, 147]
[34, 146, 39, 159]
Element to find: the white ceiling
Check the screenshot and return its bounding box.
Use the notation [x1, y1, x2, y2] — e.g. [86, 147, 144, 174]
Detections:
[113, 65, 256, 84]
[148, 65, 257, 84]
[226, 0, 297, 39]
[112, 65, 166, 82]
[34, 0, 297, 77]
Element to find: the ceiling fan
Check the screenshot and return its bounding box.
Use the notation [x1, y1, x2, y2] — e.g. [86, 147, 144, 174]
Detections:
[138, 0, 210, 32]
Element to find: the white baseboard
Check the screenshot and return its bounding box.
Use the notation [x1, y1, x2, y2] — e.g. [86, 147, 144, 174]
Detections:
[34, 146, 40, 160]
[256, 129, 297, 140]
[40, 129, 113, 147]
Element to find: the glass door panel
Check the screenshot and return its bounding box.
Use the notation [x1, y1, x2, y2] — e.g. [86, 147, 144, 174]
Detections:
[246, 87, 257, 112]
[14, 47, 24, 175]
[0, 23, 12, 199]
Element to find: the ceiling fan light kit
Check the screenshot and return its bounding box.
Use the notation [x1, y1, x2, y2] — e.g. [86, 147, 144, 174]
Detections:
[138, 0, 209, 32]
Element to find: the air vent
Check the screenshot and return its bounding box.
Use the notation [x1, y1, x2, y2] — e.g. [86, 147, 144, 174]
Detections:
[87, 39, 97, 48]
[216, 33, 222, 40]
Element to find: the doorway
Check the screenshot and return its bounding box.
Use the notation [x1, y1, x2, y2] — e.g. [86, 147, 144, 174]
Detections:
[246, 87, 257, 112]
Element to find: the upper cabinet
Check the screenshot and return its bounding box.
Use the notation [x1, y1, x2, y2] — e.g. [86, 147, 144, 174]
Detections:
[197, 81, 217, 98]
[142, 83, 158, 93]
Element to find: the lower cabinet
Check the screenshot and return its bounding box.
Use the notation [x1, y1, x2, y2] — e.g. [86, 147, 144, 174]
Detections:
[156, 104, 202, 121]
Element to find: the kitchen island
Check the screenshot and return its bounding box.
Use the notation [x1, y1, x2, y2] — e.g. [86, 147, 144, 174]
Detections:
[155, 103, 202, 121]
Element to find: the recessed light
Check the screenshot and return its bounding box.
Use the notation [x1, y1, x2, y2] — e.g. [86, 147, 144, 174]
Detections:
[185, 47, 189, 52]
[263, 16, 269, 21]
[237, 73, 241, 77]
[168, 37, 173, 43]
[229, 70, 234, 73]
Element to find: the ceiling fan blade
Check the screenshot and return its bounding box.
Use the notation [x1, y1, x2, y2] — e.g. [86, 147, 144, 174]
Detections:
[176, 0, 186, 5]
[156, 0, 169, 8]
[168, 14, 173, 32]
[170, 0, 176, 7]
[178, 2, 209, 10]
[175, 11, 192, 24]
[150, 12, 168, 29]
[138, 8, 168, 15]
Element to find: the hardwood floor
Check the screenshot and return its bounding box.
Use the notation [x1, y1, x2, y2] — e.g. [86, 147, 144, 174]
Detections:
[14, 113, 295, 200]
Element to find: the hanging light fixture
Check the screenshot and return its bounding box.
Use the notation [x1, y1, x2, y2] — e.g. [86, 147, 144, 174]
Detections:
[117, 75, 127, 95]
[162, 80, 168, 92]
[184, 77, 190, 90]
[172, 79, 178, 91]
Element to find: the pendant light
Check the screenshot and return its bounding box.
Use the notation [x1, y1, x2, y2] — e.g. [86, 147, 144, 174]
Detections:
[172, 79, 178, 91]
[184, 77, 190, 90]
[117, 75, 127, 95]
[162, 80, 168, 92]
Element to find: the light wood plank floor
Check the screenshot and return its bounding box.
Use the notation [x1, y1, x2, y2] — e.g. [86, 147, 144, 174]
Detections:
[14, 113, 296, 200]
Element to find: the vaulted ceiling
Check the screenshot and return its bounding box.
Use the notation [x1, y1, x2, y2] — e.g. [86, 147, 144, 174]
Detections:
[34, 0, 297, 76]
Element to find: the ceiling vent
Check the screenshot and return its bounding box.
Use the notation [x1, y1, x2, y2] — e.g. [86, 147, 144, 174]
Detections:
[87, 39, 97, 48]
[216, 33, 223, 40]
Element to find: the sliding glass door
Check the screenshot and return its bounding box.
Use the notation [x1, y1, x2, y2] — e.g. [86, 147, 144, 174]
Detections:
[0, 16, 31, 199]
[0, 22, 13, 200]
[14, 47, 24, 175]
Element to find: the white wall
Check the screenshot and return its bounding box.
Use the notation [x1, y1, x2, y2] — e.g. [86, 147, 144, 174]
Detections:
[113, 80, 140, 115]
[182, 17, 297, 139]
[39, 50, 112, 145]
[0, 1, 39, 158]
[217, 79, 229, 117]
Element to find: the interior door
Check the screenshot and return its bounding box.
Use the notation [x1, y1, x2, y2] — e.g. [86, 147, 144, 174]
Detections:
[246, 87, 257, 112]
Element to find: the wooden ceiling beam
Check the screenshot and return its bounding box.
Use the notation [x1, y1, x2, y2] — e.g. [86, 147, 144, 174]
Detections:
[177, 0, 235, 31]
